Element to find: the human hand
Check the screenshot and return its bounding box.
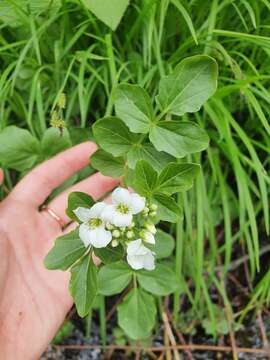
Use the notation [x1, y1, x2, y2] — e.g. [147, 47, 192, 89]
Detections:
[0, 142, 118, 360]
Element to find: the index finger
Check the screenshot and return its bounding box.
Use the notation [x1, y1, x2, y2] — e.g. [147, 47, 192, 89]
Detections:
[11, 142, 97, 206]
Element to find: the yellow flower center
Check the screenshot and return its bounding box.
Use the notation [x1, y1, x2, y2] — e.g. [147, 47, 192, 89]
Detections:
[116, 203, 129, 214]
[88, 218, 102, 229]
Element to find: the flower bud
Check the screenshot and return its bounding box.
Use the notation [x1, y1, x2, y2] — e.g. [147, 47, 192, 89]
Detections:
[128, 221, 135, 229]
[149, 210, 157, 217]
[126, 230, 134, 239]
[111, 239, 119, 247]
[150, 204, 158, 211]
[145, 223, 156, 234]
[57, 93, 66, 109]
[141, 230, 155, 244]
[112, 229, 120, 238]
[106, 223, 114, 230]
[142, 206, 149, 214]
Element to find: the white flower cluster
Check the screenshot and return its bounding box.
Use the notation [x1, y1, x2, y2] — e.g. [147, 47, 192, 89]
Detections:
[73, 187, 157, 271]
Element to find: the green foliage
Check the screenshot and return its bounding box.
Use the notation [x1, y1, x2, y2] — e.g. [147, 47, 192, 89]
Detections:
[82, 0, 129, 30]
[66, 192, 94, 222]
[0, 0, 61, 26]
[2, 0, 269, 346]
[137, 264, 181, 296]
[156, 55, 218, 116]
[0, 126, 71, 172]
[94, 245, 125, 264]
[69, 254, 98, 317]
[157, 163, 200, 195]
[0, 126, 40, 171]
[118, 288, 156, 340]
[148, 229, 175, 259]
[93, 117, 140, 156]
[115, 84, 154, 133]
[41, 128, 71, 159]
[149, 121, 209, 158]
[44, 229, 86, 270]
[91, 149, 125, 178]
[98, 261, 132, 296]
[53, 320, 74, 344]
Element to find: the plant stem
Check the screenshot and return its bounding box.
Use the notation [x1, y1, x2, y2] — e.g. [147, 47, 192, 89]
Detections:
[85, 308, 92, 339]
[173, 193, 183, 323]
[99, 295, 107, 346]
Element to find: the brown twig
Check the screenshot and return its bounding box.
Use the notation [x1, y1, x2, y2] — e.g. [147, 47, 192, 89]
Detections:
[166, 310, 194, 360]
[53, 344, 270, 354]
[162, 312, 181, 360]
[257, 309, 270, 359]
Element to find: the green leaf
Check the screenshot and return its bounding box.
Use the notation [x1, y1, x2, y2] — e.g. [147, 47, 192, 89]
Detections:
[153, 193, 182, 222]
[98, 261, 132, 295]
[132, 160, 158, 197]
[118, 288, 156, 340]
[94, 245, 125, 264]
[127, 143, 174, 172]
[93, 117, 140, 156]
[69, 254, 98, 317]
[147, 229, 175, 259]
[91, 149, 126, 178]
[0, 0, 61, 27]
[157, 162, 200, 195]
[41, 128, 71, 159]
[0, 126, 40, 171]
[149, 121, 209, 158]
[82, 0, 129, 30]
[137, 264, 180, 295]
[66, 192, 95, 222]
[115, 84, 154, 133]
[69, 127, 93, 145]
[156, 55, 218, 116]
[44, 229, 86, 270]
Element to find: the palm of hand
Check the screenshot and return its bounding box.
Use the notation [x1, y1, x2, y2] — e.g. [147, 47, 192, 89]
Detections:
[0, 199, 71, 360]
[0, 143, 117, 360]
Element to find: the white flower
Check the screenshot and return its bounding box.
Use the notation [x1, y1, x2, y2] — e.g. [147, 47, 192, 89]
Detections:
[74, 202, 112, 248]
[145, 223, 157, 234]
[141, 230, 155, 244]
[126, 239, 155, 270]
[102, 187, 145, 227]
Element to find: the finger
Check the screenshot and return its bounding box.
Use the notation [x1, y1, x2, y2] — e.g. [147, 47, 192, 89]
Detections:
[12, 142, 97, 206]
[0, 169, 3, 185]
[47, 172, 118, 225]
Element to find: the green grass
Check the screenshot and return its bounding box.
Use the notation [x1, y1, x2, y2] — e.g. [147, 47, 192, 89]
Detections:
[0, 0, 270, 341]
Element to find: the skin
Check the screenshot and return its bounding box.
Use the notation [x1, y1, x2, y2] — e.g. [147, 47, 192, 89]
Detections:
[0, 142, 118, 360]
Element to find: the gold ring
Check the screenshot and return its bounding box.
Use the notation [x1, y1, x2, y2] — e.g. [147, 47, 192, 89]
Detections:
[41, 206, 65, 228]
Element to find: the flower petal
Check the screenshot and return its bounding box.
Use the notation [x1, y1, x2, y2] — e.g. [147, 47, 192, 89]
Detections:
[127, 254, 144, 270]
[89, 228, 112, 248]
[101, 204, 114, 223]
[112, 187, 131, 206]
[143, 253, 155, 270]
[127, 239, 142, 255]
[143, 231, 155, 244]
[88, 202, 107, 218]
[112, 212, 132, 227]
[79, 223, 94, 247]
[129, 193, 145, 214]
[73, 207, 92, 222]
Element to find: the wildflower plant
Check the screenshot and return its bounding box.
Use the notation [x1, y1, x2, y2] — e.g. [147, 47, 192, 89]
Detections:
[45, 55, 218, 340]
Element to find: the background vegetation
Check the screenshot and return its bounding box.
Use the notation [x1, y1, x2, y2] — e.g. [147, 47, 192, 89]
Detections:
[0, 0, 269, 356]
